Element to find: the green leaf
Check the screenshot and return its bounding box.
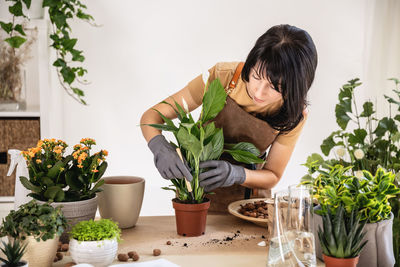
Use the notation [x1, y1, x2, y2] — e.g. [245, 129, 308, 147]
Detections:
[54, 190, 65, 202]
[22, 0, 32, 8]
[60, 67, 76, 84]
[335, 102, 352, 130]
[177, 127, 203, 159]
[9, 2, 23, 16]
[47, 161, 64, 179]
[63, 38, 77, 50]
[374, 117, 396, 136]
[0, 22, 13, 34]
[71, 49, 85, 62]
[225, 142, 260, 157]
[44, 186, 62, 200]
[19, 176, 41, 193]
[96, 161, 108, 179]
[53, 58, 66, 67]
[72, 88, 84, 97]
[348, 129, 367, 145]
[14, 24, 26, 36]
[91, 179, 105, 192]
[42, 177, 54, 186]
[321, 132, 338, 156]
[360, 101, 374, 117]
[208, 128, 224, 160]
[224, 149, 264, 164]
[203, 122, 216, 141]
[5, 36, 26, 48]
[201, 79, 227, 122]
[146, 123, 177, 132]
[65, 171, 83, 190]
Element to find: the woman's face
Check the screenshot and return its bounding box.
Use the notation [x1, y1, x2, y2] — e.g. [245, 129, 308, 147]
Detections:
[245, 64, 283, 107]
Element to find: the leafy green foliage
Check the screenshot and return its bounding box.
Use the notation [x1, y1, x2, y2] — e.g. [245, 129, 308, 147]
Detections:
[20, 138, 108, 202]
[301, 162, 400, 223]
[43, 0, 95, 105]
[304, 77, 400, 265]
[0, 200, 67, 242]
[148, 79, 264, 203]
[318, 205, 367, 258]
[0, 0, 30, 49]
[0, 240, 27, 267]
[70, 219, 121, 242]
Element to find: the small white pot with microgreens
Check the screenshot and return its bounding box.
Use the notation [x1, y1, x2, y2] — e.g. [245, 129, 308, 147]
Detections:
[69, 219, 121, 267]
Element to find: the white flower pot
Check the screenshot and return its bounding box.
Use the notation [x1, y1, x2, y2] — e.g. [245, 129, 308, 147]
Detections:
[69, 238, 118, 267]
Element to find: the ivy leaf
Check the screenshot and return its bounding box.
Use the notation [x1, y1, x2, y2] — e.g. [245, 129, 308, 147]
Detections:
[348, 129, 367, 145]
[13, 24, 26, 36]
[201, 79, 227, 123]
[22, 0, 32, 9]
[0, 22, 13, 34]
[5, 36, 26, 48]
[60, 66, 76, 84]
[71, 49, 85, 62]
[72, 88, 84, 97]
[359, 101, 374, 117]
[9, 2, 23, 16]
[53, 58, 66, 67]
[63, 38, 78, 50]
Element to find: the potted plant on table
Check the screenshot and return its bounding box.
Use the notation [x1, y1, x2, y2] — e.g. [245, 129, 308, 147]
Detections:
[318, 205, 367, 267]
[69, 219, 121, 267]
[19, 138, 108, 238]
[147, 79, 264, 236]
[302, 162, 400, 267]
[0, 240, 27, 267]
[302, 77, 400, 267]
[0, 200, 67, 267]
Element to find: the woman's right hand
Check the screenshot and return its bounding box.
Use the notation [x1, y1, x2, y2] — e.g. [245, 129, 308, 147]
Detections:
[148, 135, 193, 181]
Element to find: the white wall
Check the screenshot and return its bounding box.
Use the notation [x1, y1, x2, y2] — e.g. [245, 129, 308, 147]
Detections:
[46, 0, 399, 215]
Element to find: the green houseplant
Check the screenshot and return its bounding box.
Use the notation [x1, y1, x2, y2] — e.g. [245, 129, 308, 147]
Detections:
[303, 77, 400, 267]
[318, 205, 367, 267]
[147, 78, 264, 236]
[69, 219, 121, 266]
[0, 0, 36, 110]
[19, 138, 108, 241]
[0, 200, 67, 267]
[0, 240, 28, 267]
[43, 0, 96, 104]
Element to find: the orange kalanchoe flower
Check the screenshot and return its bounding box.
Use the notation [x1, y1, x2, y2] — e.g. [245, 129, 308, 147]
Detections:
[102, 150, 109, 156]
[36, 159, 42, 164]
[77, 164, 83, 168]
[91, 169, 99, 173]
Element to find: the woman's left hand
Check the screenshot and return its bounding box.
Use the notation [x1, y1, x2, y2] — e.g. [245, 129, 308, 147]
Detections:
[199, 160, 245, 192]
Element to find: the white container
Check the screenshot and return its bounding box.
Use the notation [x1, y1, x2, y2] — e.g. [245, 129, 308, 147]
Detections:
[69, 238, 118, 267]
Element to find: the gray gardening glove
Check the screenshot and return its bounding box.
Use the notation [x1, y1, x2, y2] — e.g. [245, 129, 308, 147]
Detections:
[148, 135, 193, 182]
[198, 160, 246, 192]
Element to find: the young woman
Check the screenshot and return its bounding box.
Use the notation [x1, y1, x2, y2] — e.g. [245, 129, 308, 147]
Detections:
[140, 24, 318, 212]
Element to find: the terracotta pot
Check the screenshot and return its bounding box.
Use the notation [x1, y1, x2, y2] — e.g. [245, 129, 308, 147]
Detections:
[172, 198, 210, 237]
[323, 254, 359, 267]
[98, 176, 145, 228]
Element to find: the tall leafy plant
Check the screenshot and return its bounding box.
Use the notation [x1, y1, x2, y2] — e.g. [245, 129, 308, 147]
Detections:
[148, 79, 264, 203]
[43, 0, 95, 104]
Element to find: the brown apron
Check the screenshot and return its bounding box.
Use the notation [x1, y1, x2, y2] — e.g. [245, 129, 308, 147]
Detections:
[207, 62, 279, 213]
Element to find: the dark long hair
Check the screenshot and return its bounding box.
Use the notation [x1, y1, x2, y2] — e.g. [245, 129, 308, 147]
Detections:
[242, 24, 318, 133]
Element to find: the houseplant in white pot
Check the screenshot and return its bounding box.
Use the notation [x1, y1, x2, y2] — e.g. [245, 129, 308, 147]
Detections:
[302, 77, 400, 267]
[318, 205, 368, 267]
[19, 138, 108, 239]
[69, 219, 121, 266]
[147, 79, 264, 236]
[0, 240, 28, 267]
[0, 200, 67, 267]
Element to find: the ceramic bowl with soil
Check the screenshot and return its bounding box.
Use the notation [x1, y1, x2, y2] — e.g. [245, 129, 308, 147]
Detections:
[228, 198, 274, 228]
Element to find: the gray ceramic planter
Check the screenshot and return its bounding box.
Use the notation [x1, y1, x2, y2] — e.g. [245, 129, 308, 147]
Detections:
[313, 210, 395, 267]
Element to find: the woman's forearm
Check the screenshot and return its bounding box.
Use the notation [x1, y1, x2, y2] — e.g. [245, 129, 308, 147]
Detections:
[242, 168, 281, 189]
[140, 109, 163, 142]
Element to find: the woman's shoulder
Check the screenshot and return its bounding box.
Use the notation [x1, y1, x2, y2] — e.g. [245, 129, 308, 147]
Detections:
[209, 61, 241, 87]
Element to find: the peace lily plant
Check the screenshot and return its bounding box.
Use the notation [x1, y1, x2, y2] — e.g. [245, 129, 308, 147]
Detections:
[148, 77, 264, 204]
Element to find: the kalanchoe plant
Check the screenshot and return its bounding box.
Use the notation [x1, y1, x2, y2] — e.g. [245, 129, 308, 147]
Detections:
[148, 79, 264, 203]
[0, 240, 27, 267]
[318, 205, 368, 259]
[70, 219, 121, 242]
[0, 200, 67, 242]
[19, 138, 108, 202]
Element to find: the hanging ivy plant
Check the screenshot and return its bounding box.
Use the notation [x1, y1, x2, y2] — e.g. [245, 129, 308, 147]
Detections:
[43, 0, 96, 105]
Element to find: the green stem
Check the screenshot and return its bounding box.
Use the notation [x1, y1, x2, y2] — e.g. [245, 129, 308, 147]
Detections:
[352, 91, 361, 129]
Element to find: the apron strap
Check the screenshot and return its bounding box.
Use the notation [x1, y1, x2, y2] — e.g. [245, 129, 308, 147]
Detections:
[226, 62, 244, 95]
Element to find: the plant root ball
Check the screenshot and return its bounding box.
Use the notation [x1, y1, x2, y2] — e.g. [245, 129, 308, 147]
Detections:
[153, 249, 161, 256]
